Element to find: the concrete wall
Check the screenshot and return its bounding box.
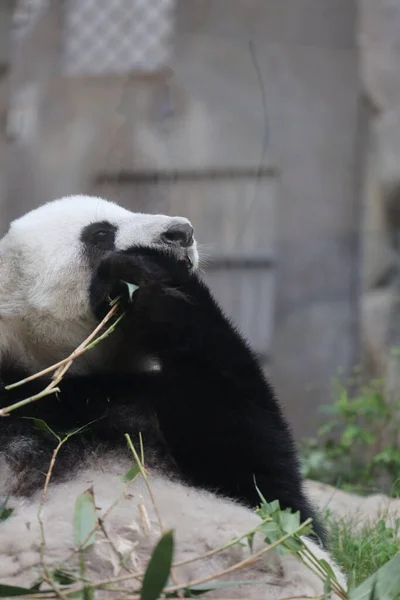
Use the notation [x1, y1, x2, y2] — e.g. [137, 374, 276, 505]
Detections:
[176, 1, 362, 436]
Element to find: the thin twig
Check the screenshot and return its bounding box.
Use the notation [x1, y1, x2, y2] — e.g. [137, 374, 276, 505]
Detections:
[0, 304, 124, 417]
[163, 519, 313, 595]
[58, 454, 142, 569]
[38, 440, 63, 564]
[173, 517, 272, 568]
[99, 518, 133, 574]
[68, 518, 313, 595]
[50, 311, 124, 389]
[0, 387, 60, 417]
[124, 434, 182, 593]
[125, 435, 163, 532]
[38, 436, 75, 600]
[5, 302, 121, 391]
[277, 596, 323, 600]
[41, 577, 71, 600]
[299, 543, 346, 598]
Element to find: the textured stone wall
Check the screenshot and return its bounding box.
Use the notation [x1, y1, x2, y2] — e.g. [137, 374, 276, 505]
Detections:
[358, 0, 400, 397]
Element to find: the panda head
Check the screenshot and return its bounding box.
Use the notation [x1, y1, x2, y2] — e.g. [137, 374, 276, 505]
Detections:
[0, 195, 198, 373]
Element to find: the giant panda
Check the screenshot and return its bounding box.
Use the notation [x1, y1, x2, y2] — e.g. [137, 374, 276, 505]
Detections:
[0, 195, 345, 596]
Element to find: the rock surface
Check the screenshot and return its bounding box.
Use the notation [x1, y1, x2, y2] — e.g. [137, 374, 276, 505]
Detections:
[307, 479, 400, 526]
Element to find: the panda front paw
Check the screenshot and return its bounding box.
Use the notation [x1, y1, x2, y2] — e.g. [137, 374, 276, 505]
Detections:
[90, 247, 190, 318]
[99, 246, 189, 287]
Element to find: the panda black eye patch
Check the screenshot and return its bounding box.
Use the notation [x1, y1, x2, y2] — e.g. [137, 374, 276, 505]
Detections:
[81, 221, 117, 251]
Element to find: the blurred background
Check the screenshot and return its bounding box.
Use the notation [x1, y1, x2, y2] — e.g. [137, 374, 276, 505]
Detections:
[0, 1, 399, 462]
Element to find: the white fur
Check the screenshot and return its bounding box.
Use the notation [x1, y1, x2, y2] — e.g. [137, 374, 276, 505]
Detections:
[0, 195, 197, 373]
[0, 196, 346, 597]
[0, 457, 345, 597]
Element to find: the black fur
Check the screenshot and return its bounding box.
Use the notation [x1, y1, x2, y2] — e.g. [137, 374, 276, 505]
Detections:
[0, 246, 326, 544]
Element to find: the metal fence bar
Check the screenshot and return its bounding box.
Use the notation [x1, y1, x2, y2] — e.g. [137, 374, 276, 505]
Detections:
[96, 165, 279, 183]
[61, 0, 176, 76]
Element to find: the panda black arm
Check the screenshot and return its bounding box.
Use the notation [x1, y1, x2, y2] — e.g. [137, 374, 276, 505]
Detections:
[90, 247, 326, 543]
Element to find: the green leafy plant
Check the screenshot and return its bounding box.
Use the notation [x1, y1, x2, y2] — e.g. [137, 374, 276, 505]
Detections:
[301, 375, 400, 496]
[0, 499, 14, 522]
[328, 512, 400, 587]
[348, 552, 400, 600]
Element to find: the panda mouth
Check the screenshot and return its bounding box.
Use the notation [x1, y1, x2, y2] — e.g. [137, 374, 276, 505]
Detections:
[184, 253, 193, 269]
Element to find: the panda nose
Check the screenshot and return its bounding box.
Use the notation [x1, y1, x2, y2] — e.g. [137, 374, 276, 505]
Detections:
[161, 222, 194, 248]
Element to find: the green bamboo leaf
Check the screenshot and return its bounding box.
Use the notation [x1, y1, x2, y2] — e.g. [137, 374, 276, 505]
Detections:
[348, 553, 400, 600]
[23, 417, 60, 441]
[64, 418, 103, 440]
[121, 463, 140, 482]
[323, 575, 332, 599]
[279, 510, 301, 534]
[282, 536, 302, 553]
[73, 488, 97, 549]
[179, 579, 261, 597]
[0, 584, 41, 597]
[319, 558, 340, 584]
[246, 531, 255, 552]
[140, 530, 174, 600]
[121, 280, 139, 302]
[51, 568, 77, 585]
[0, 502, 13, 522]
[260, 520, 282, 542]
